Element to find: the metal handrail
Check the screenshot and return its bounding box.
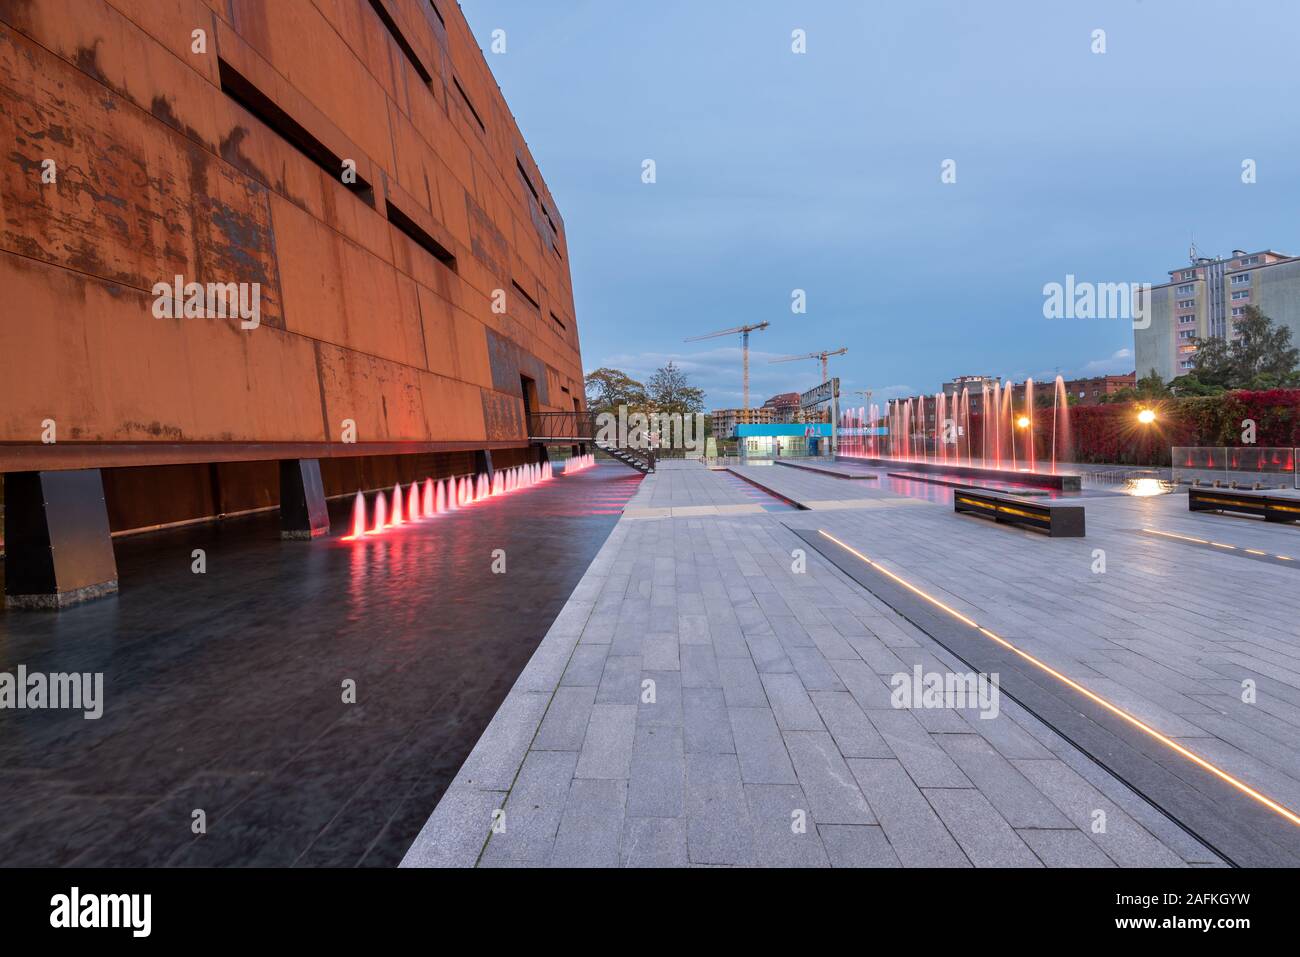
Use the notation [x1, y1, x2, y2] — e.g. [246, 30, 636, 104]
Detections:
[529, 411, 661, 472]
[527, 411, 597, 441]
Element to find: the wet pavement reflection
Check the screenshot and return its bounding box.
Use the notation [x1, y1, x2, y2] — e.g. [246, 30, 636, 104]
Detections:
[0, 463, 641, 866]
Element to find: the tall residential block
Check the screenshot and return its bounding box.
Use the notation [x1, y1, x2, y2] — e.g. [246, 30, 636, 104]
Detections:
[1135, 248, 1300, 381]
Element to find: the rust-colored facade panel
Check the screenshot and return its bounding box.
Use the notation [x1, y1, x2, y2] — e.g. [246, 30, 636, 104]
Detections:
[481, 388, 526, 443]
[312, 0, 409, 105]
[386, 96, 444, 219]
[0, 251, 324, 443]
[270, 194, 425, 369]
[315, 342, 429, 444]
[213, 20, 384, 199]
[0, 22, 282, 327]
[225, 0, 397, 174]
[103, 0, 222, 85]
[417, 286, 491, 390]
[419, 369, 488, 442]
[433, 155, 471, 250]
[425, 90, 475, 201]
[0, 0, 586, 483]
[3, 0, 222, 145]
[214, 98, 387, 266]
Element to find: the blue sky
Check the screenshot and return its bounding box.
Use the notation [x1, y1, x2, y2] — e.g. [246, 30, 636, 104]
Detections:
[461, 0, 1300, 408]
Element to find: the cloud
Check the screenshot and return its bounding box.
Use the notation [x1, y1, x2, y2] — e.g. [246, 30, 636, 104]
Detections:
[860, 384, 917, 404]
[1017, 348, 1134, 385]
[1072, 348, 1134, 377]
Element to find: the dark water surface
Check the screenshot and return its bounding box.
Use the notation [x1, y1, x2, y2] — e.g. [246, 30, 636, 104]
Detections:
[0, 463, 641, 866]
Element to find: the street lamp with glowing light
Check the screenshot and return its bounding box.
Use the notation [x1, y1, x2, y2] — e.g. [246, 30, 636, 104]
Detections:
[1138, 408, 1157, 425]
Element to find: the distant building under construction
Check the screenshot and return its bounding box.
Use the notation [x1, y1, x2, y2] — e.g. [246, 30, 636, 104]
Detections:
[761, 392, 803, 423]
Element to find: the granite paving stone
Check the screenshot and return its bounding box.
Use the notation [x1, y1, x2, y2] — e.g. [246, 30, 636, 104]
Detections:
[730, 707, 798, 784]
[744, 784, 831, 867]
[404, 462, 1229, 868]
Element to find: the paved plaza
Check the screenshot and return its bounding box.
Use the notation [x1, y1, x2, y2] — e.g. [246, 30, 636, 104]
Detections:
[402, 458, 1300, 867]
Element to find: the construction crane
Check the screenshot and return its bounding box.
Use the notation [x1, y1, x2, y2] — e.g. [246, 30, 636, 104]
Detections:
[769, 347, 848, 384]
[683, 322, 770, 411]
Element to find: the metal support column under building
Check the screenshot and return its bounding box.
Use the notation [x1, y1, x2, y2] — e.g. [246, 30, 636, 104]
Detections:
[474, 449, 495, 482]
[279, 459, 329, 540]
[3, 469, 119, 609]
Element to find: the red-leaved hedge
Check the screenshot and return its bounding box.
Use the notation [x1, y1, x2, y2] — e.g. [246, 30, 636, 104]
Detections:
[1065, 389, 1300, 466]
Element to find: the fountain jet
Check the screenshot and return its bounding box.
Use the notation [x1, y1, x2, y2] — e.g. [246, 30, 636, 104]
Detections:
[391, 483, 404, 526]
[348, 492, 366, 539]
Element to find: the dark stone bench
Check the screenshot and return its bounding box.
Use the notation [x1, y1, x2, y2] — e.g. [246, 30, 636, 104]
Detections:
[1189, 486, 1300, 523]
[954, 487, 1085, 537]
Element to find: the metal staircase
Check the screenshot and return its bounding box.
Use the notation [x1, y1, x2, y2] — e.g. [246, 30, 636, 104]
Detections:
[596, 440, 655, 474]
[527, 411, 656, 473]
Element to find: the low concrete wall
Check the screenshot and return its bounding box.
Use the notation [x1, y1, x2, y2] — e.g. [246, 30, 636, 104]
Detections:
[836, 456, 1082, 491]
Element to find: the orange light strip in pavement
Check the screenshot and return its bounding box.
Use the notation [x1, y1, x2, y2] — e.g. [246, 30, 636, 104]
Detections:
[1142, 526, 1296, 563]
[816, 528, 1300, 829]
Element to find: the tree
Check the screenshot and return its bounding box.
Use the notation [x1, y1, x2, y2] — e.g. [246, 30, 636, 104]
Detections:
[1229, 306, 1300, 386]
[1188, 335, 1233, 388]
[584, 367, 647, 415]
[1242, 369, 1300, 390]
[1035, 390, 1077, 408]
[1182, 307, 1300, 390]
[1099, 369, 1170, 404]
[1167, 373, 1225, 397]
[646, 361, 705, 415]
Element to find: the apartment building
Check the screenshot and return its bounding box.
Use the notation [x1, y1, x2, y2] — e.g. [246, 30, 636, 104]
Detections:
[761, 392, 803, 423]
[710, 407, 775, 438]
[1135, 248, 1300, 381]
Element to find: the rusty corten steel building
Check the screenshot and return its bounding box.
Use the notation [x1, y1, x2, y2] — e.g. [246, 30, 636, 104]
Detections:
[0, 0, 586, 606]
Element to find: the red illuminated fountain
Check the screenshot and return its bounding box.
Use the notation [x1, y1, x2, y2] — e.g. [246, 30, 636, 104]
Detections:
[838, 375, 1077, 487]
[564, 454, 594, 475]
[391, 483, 404, 526]
[342, 459, 566, 542]
[345, 492, 367, 540]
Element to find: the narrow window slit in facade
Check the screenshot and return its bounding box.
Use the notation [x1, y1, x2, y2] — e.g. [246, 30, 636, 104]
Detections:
[386, 200, 457, 271]
[517, 158, 559, 240]
[516, 159, 541, 202]
[453, 76, 486, 132]
[511, 279, 540, 310]
[218, 59, 376, 207]
[367, 0, 433, 83]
